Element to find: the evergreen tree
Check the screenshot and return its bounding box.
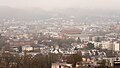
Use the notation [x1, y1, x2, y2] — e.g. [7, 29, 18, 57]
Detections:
[87, 43, 94, 49]
[77, 37, 81, 44]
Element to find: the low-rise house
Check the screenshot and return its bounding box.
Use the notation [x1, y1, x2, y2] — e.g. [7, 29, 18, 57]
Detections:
[51, 62, 72, 68]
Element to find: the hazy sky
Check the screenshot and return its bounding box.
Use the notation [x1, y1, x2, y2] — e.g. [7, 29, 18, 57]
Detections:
[0, 0, 120, 10]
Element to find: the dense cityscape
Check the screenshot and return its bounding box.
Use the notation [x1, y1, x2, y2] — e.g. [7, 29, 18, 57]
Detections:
[0, 13, 120, 68]
[1, 0, 120, 68]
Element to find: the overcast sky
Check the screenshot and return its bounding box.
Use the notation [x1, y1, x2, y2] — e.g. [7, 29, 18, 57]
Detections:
[0, 0, 120, 10]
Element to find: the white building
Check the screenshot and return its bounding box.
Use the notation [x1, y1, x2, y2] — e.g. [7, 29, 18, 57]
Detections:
[102, 41, 114, 50]
[22, 45, 33, 51]
[114, 42, 120, 51]
[52, 63, 72, 68]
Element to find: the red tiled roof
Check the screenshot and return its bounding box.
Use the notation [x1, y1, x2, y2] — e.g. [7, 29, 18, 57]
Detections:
[61, 28, 82, 34]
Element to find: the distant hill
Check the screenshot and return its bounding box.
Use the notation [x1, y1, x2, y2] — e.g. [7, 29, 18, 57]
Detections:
[0, 6, 120, 21]
[0, 6, 51, 20]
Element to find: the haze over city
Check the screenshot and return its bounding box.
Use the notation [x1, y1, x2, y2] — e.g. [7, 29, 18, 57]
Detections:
[0, 0, 120, 10]
[0, 0, 120, 68]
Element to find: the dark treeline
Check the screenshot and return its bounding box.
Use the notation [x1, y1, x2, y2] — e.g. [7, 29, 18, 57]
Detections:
[0, 52, 62, 68]
[0, 51, 84, 68]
